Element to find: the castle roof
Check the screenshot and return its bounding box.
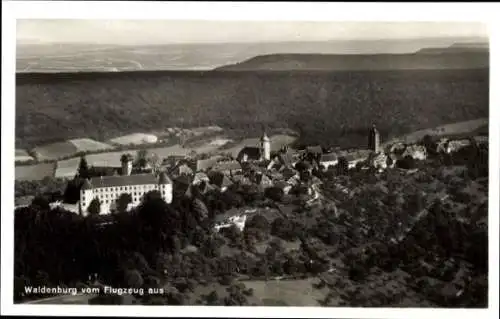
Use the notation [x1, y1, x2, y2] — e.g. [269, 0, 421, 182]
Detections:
[158, 172, 172, 184]
[87, 173, 170, 189]
[81, 179, 93, 190]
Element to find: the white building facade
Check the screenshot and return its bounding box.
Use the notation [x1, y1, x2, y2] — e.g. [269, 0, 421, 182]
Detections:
[80, 173, 172, 215]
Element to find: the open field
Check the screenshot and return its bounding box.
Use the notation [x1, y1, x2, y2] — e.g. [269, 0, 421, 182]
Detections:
[240, 278, 327, 306]
[15, 149, 34, 162]
[384, 118, 489, 145]
[32, 138, 114, 161]
[69, 138, 113, 152]
[15, 162, 56, 181]
[55, 157, 80, 179]
[32, 141, 79, 161]
[108, 133, 158, 145]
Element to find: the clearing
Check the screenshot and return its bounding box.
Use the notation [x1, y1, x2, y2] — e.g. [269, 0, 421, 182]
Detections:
[68, 138, 113, 152]
[55, 157, 81, 179]
[384, 118, 488, 145]
[108, 133, 159, 146]
[15, 149, 34, 162]
[31, 138, 114, 161]
[240, 278, 327, 306]
[15, 162, 56, 181]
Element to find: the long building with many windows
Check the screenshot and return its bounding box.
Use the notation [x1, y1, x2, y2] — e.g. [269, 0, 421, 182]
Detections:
[79, 172, 172, 215]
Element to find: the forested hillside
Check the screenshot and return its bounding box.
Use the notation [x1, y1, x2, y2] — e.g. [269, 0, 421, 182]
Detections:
[16, 69, 489, 149]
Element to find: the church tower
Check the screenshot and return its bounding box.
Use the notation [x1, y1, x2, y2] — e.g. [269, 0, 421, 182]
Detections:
[260, 131, 271, 161]
[369, 124, 380, 153]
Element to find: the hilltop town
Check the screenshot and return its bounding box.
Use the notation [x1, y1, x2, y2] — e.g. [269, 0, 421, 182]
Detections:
[14, 122, 489, 307]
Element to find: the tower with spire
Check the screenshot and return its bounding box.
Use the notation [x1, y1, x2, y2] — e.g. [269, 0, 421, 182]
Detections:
[260, 130, 271, 161]
[369, 124, 380, 153]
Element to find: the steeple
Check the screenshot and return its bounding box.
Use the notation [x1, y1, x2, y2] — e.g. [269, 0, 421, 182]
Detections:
[260, 130, 271, 161]
[369, 124, 380, 153]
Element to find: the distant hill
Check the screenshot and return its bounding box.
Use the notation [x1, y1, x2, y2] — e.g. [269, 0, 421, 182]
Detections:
[216, 50, 489, 71]
[416, 42, 489, 54]
[16, 37, 488, 73]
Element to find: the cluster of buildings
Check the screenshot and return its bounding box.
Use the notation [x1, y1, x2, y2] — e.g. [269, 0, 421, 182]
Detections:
[74, 124, 485, 222]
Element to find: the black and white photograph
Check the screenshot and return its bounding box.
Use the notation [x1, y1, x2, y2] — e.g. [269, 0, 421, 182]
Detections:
[1, 2, 498, 318]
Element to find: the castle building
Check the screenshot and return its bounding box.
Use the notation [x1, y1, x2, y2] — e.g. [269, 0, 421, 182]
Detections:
[368, 124, 381, 153]
[79, 172, 172, 215]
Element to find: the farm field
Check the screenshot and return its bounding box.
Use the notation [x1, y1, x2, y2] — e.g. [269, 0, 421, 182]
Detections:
[384, 117, 489, 145]
[240, 278, 328, 306]
[55, 157, 80, 179]
[15, 149, 34, 162]
[32, 138, 114, 161]
[15, 162, 56, 181]
[108, 133, 158, 146]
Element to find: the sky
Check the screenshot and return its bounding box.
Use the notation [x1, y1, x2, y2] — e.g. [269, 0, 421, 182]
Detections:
[17, 20, 489, 45]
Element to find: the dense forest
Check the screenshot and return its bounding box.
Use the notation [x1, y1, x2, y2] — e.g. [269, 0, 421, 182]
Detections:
[16, 69, 488, 149]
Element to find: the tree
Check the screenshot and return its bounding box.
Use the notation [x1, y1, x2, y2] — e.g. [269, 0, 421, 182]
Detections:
[246, 214, 270, 231]
[337, 157, 349, 175]
[78, 156, 90, 179]
[396, 156, 416, 169]
[147, 152, 161, 173]
[205, 290, 220, 305]
[88, 198, 101, 216]
[116, 193, 133, 214]
[192, 198, 209, 221]
[136, 149, 148, 169]
[31, 195, 50, 211]
[265, 187, 284, 202]
[124, 269, 144, 289]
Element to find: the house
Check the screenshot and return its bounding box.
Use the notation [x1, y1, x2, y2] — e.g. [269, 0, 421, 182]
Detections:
[195, 156, 221, 172]
[319, 152, 338, 170]
[343, 150, 371, 169]
[213, 210, 248, 232]
[79, 172, 172, 216]
[446, 139, 472, 154]
[211, 160, 242, 175]
[161, 155, 186, 170]
[268, 146, 297, 170]
[274, 181, 293, 195]
[208, 171, 233, 192]
[169, 161, 194, 177]
[401, 144, 427, 160]
[231, 174, 252, 186]
[253, 172, 273, 189]
[368, 151, 388, 171]
[193, 172, 210, 185]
